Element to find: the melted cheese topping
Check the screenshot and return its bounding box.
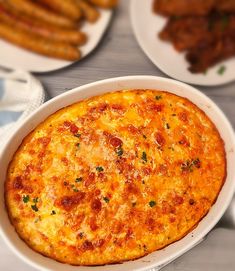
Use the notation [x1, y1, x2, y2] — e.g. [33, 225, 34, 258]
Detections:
[5, 90, 226, 265]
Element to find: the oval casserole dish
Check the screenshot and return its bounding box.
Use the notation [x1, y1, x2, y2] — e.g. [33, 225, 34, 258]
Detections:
[5, 89, 226, 266]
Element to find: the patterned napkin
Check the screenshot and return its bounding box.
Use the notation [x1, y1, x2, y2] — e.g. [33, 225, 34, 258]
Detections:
[0, 69, 45, 151]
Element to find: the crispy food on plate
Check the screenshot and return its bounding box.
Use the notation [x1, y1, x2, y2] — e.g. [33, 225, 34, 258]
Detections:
[37, 0, 82, 20]
[154, 0, 235, 16]
[160, 15, 235, 52]
[0, 3, 87, 45]
[154, 0, 235, 73]
[153, 0, 215, 16]
[187, 34, 235, 73]
[75, 0, 100, 22]
[0, 0, 118, 60]
[0, 22, 81, 60]
[216, 0, 235, 13]
[5, 89, 225, 265]
[88, 0, 118, 9]
[5, 0, 76, 28]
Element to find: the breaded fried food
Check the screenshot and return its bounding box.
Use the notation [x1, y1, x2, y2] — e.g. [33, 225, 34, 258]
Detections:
[216, 0, 235, 13]
[75, 0, 100, 23]
[159, 14, 235, 51]
[0, 21, 81, 60]
[5, 0, 76, 28]
[0, 3, 86, 45]
[88, 0, 118, 9]
[187, 34, 235, 73]
[37, 0, 82, 20]
[153, 0, 215, 16]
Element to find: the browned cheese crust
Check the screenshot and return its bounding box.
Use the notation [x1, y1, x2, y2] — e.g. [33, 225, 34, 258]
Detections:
[5, 90, 226, 265]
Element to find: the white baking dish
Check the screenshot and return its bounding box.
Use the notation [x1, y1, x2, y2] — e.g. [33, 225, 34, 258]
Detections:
[0, 76, 235, 271]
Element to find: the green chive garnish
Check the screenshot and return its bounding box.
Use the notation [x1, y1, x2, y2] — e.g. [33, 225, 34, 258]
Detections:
[22, 195, 29, 203]
[217, 65, 226, 75]
[96, 166, 104, 172]
[75, 177, 82, 182]
[141, 152, 147, 163]
[149, 201, 156, 207]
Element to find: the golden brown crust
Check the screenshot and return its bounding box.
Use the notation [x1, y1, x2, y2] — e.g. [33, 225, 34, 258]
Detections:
[0, 3, 87, 45]
[153, 0, 215, 16]
[5, 0, 77, 28]
[5, 90, 226, 266]
[37, 0, 82, 20]
[0, 22, 81, 60]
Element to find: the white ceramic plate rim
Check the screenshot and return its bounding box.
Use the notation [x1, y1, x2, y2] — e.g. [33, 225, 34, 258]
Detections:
[0, 9, 112, 73]
[130, 0, 235, 87]
[0, 76, 235, 271]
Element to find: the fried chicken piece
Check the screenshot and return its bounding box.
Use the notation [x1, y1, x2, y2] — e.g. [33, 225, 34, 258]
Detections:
[186, 34, 235, 73]
[159, 17, 210, 51]
[159, 14, 235, 51]
[216, 0, 235, 13]
[153, 0, 215, 16]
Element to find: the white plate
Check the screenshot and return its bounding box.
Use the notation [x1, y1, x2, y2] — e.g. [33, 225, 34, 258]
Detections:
[130, 0, 235, 86]
[0, 9, 112, 73]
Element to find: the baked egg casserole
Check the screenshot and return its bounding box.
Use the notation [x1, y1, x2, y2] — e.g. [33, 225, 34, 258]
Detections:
[5, 89, 226, 265]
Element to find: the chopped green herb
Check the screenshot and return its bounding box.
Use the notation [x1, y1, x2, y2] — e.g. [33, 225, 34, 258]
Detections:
[181, 158, 201, 172]
[217, 65, 226, 75]
[181, 160, 193, 172]
[166, 123, 170, 129]
[75, 177, 82, 182]
[22, 195, 30, 203]
[143, 135, 147, 139]
[149, 200, 156, 207]
[74, 133, 81, 138]
[31, 204, 38, 212]
[51, 210, 56, 215]
[33, 197, 38, 203]
[76, 143, 80, 147]
[103, 197, 110, 203]
[70, 184, 79, 192]
[116, 147, 123, 156]
[155, 95, 162, 100]
[96, 166, 104, 172]
[141, 152, 147, 163]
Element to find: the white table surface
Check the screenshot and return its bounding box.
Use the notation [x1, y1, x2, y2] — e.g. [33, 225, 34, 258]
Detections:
[1, 0, 235, 270]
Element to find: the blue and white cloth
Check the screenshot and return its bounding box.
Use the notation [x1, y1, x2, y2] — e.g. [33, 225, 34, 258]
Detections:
[0, 69, 45, 150]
